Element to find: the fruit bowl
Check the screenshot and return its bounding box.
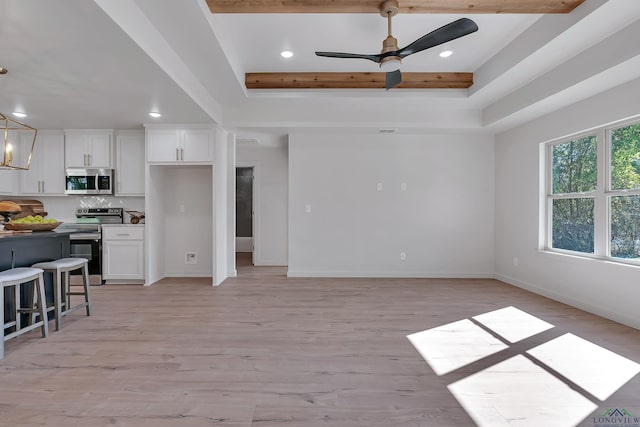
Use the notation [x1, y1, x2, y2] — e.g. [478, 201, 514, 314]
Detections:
[4, 221, 63, 231]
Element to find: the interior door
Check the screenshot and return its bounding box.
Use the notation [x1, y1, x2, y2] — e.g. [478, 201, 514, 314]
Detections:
[236, 167, 254, 264]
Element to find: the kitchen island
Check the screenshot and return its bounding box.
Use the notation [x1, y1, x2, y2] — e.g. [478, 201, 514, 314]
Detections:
[1, 230, 75, 330]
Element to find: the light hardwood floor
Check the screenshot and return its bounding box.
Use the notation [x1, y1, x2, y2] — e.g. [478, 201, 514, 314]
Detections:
[1, 255, 639, 426]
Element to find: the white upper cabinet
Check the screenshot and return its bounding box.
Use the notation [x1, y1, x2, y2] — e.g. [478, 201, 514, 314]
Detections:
[146, 126, 214, 163]
[64, 130, 113, 168]
[181, 129, 214, 162]
[21, 131, 65, 195]
[0, 170, 17, 195]
[115, 131, 145, 196]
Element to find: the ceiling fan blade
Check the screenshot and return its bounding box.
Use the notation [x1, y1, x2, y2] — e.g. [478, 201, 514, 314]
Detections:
[398, 18, 478, 58]
[385, 70, 402, 90]
[315, 51, 381, 63]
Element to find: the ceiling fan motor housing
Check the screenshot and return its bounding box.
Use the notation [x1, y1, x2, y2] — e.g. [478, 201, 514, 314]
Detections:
[380, 36, 402, 71]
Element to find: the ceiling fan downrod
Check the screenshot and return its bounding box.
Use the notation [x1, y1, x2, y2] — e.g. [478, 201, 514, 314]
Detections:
[379, 0, 401, 72]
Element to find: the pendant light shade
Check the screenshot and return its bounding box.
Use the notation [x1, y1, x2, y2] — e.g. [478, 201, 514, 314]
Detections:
[1, 112, 37, 170]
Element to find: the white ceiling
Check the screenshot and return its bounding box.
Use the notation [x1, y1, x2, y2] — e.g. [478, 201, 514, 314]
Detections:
[210, 13, 540, 74]
[0, 0, 212, 130]
[2, 0, 640, 135]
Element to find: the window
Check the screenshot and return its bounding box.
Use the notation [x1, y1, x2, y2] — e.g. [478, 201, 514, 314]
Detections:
[549, 136, 597, 254]
[544, 119, 640, 263]
[610, 122, 640, 260]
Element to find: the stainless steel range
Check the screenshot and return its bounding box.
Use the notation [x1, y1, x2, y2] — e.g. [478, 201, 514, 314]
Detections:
[67, 208, 123, 284]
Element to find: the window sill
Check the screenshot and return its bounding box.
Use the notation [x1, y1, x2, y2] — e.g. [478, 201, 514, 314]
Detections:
[537, 249, 640, 270]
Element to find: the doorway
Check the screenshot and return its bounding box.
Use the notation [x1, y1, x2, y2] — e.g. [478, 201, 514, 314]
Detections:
[236, 167, 254, 265]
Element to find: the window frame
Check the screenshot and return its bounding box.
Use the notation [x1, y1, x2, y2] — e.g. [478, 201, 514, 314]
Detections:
[542, 117, 640, 265]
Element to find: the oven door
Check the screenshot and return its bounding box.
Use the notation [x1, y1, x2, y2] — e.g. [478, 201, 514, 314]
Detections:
[69, 234, 102, 283]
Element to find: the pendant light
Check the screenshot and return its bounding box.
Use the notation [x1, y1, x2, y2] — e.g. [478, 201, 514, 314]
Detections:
[1, 112, 38, 170]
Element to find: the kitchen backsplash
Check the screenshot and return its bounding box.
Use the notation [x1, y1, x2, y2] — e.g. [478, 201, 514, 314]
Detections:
[31, 195, 144, 224]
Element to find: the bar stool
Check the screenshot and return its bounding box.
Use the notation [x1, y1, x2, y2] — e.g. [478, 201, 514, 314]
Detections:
[31, 258, 92, 331]
[1, 267, 49, 360]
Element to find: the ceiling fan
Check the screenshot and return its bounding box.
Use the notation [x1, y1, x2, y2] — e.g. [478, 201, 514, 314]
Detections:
[315, 0, 478, 90]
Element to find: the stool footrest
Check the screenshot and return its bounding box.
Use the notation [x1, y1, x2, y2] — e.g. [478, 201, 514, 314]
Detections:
[63, 303, 89, 315]
[3, 320, 17, 330]
[3, 321, 45, 341]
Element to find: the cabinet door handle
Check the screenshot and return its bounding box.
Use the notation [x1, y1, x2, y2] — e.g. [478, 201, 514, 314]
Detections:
[37, 181, 41, 192]
[83, 153, 87, 166]
[176, 147, 179, 161]
[181, 148, 185, 161]
[88, 153, 92, 166]
[42, 181, 45, 193]
[116, 233, 130, 236]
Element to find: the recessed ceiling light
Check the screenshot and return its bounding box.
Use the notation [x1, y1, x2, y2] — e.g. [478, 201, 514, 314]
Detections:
[439, 50, 453, 58]
[12, 112, 27, 118]
[149, 112, 162, 118]
[280, 50, 293, 58]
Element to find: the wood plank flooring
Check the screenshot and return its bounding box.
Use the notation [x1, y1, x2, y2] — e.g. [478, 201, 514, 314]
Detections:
[1, 255, 639, 426]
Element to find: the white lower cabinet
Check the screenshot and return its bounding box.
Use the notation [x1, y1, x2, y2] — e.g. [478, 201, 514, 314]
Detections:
[102, 225, 144, 281]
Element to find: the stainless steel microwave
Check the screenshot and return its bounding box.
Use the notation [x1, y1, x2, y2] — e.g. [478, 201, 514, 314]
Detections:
[65, 169, 114, 195]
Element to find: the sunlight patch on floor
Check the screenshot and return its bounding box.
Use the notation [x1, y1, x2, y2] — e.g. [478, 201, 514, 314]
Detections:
[447, 355, 598, 427]
[527, 333, 640, 401]
[473, 306, 554, 343]
[408, 306, 640, 427]
[406, 319, 508, 376]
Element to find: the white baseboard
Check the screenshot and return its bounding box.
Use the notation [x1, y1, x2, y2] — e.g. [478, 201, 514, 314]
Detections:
[494, 273, 640, 331]
[104, 279, 145, 285]
[287, 270, 495, 278]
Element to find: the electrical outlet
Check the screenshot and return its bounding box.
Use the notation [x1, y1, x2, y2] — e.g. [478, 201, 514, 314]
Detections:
[400, 251, 406, 261]
[185, 252, 197, 264]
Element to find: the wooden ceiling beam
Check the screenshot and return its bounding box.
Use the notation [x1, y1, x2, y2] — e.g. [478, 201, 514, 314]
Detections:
[245, 72, 473, 89]
[207, 1, 585, 14]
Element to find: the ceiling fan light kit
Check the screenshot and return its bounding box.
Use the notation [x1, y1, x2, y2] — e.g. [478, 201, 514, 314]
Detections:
[380, 56, 401, 72]
[314, 0, 478, 90]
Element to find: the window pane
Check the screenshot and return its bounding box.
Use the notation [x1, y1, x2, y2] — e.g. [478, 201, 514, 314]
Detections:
[610, 195, 640, 260]
[552, 136, 597, 194]
[611, 123, 640, 191]
[552, 198, 594, 253]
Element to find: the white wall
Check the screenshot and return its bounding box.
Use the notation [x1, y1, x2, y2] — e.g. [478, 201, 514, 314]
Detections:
[146, 165, 166, 285]
[288, 133, 495, 277]
[162, 166, 213, 277]
[495, 77, 640, 330]
[236, 142, 289, 266]
[214, 127, 230, 285]
[226, 132, 236, 276]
